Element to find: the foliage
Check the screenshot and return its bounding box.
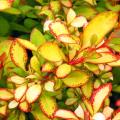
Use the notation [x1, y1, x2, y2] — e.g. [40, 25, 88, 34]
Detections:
[0, 0, 120, 120]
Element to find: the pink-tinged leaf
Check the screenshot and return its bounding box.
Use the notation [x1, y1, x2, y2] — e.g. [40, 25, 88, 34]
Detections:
[0, 104, 7, 116]
[98, 64, 105, 71]
[67, 8, 76, 24]
[14, 85, 27, 102]
[113, 109, 120, 120]
[103, 106, 113, 119]
[93, 112, 106, 120]
[57, 34, 76, 44]
[86, 52, 117, 64]
[19, 101, 29, 112]
[0, 88, 13, 101]
[49, 21, 69, 37]
[71, 16, 87, 28]
[74, 105, 84, 119]
[26, 84, 41, 104]
[8, 100, 19, 109]
[8, 75, 26, 85]
[44, 19, 53, 32]
[42, 62, 54, 72]
[61, 0, 72, 7]
[16, 38, 37, 51]
[39, 94, 57, 118]
[91, 83, 112, 113]
[54, 109, 79, 120]
[84, 111, 90, 120]
[104, 65, 112, 71]
[10, 40, 28, 70]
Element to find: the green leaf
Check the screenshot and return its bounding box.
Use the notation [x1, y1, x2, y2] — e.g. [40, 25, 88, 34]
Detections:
[12, 0, 20, 7]
[24, 18, 39, 29]
[38, 9, 54, 20]
[62, 70, 89, 87]
[74, 5, 97, 19]
[39, 93, 57, 118]
[10, 23, 30, 33]
[112, 67, 120, 84]
[109, 38, 120, 45]
[81, 80, 93, 98]
[32, 103, 51, 120]
[109, 44, 120, 52]
[19, 112, 26, 120]
[18, 5, 33, 14]
[30, 28, 46, 46]
[2, 7, 21, 15]
[0, 16, 10, 36]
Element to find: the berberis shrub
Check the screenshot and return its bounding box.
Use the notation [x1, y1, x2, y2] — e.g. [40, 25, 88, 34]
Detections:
[0, 0, 120, 120]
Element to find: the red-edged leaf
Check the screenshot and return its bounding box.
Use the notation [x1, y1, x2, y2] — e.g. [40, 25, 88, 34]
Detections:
[49, 21, 69, 37]
[61, 0, 72, 7]
[14, 85, 27, 102]
[91, 83, 112, 113]
[42, 62, 54, 72]
[113, 109, 120, 120]
[0, 88, 13, 101]
[44, 81, 54, 92]
[82, 11, 118, 49]
[74, 105, 84, 119]
[103, 106, 113, 119]
[93, 112, 106, 120]
[56, 63, 72, 78]
[67, 8, 76, 24]
[8, 75, 26, 85]
[71, 16, 87, 28]
[0, 53, 6, 69]
[19, 101, 29, 112]
[8, 100, 19, 109]
[57, 34, 76, 44]
[83, 97, 94, 116]
[39, 94, 57, 118]
[16, 38, 37, 51]
[10, 41, 28, 70]
[0, 104, 7, 116]
[84, 110, 90, 120]
[38, 42, 65, 62]
[86, 52, 117, 64]
[26, 84, 41, 104]
[108, 58, 120, 66]
[54, 109, 79, 120]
